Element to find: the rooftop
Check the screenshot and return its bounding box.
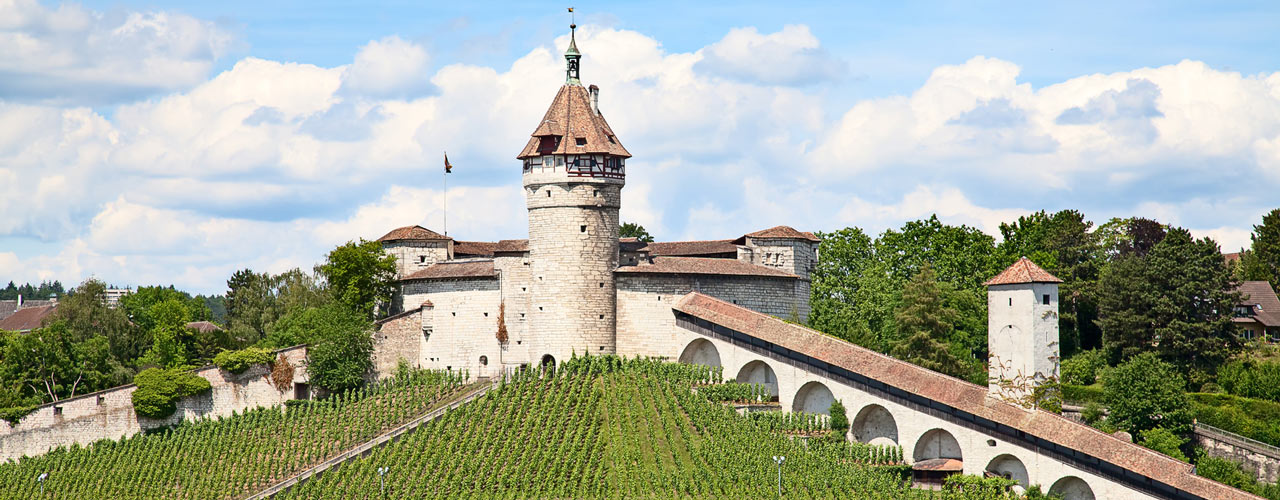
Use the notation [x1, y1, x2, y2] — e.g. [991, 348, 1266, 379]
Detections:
[454, 241, 497, 258]
[0, 304, 57, 332]
[672, 292, 1258, 500]
[378, 225, 450, 243]
[615, 257, 798, 279]
[516, 84, 631, 160]
[1237, 281, 1280, 327]
[983, 257, 1063, 286]
[402, 260, 498, 280]
[642, 239, 738, 257]
[735, 225, 820, 243]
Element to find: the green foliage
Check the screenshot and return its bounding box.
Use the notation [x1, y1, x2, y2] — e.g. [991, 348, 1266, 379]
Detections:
[130, 368, 212, 419]
[943, 474, 1018, 494]
[1102, 353, 1193, 435]
[829, 399, 850, 436]
[1138, 427, 1188, 462]
[225, 268, 330, 347]
[890, 264, 973, 379]
[1061, 349, 1107, 386]
[212, 347, 275, 374]
[49, 278, 139, 371]
[697, 382, 771, 403]
[117, 285, 211, 335]
[0, 371, 463, 498]
[270, 304, 374, 393]
[1096, 227, 1242, 380]
[1241, 208, 1280, 290]
[1191, 392, 1280, 447]
[315, 239, 396, 320]
[619, 222, 654, 242]
[1081, 401, 1105, 426]
[1062, 383, 1104, 405]
[0, 280, 64, 300]
[1218, 359, 1280, 402]
[1033, 382, 1063, 413]
[1196, 456, 1280, 500]
[1, 321, 123, 403]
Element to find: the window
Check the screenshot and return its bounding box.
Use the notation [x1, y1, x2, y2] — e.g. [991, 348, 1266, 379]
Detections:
[547, 190, 552, 198]
[1042, 294, 1050, 305]
[1244, 328, 1256, 340]
[1008, 298, 1012, 307]
[580, 225, 587, 233]
[599, 314, 605, 319]
[53, 406, 62, 416]
[479, 356, 488, 366]
[575, 137, 587, 146]
[484, 312, 489, 317]
[419, 255, 427, 264]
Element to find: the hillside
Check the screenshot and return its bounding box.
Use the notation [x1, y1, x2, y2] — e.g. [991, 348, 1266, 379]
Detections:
[276, 357, 925, 499]
[0, 371, 466, 499]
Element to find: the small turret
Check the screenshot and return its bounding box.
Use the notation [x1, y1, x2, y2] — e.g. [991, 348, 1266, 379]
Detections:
[985, 258, 1062, 404]
[565, 24, 581, 85]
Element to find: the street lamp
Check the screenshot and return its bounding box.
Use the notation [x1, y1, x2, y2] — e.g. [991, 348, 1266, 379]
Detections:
[37, 472, 47, 495]
[772, 455, 786, 497]
[378, 467, 388, 497]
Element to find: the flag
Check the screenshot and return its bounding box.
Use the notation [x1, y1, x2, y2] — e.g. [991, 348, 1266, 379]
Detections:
[567, 7, 573, 13]
[444, 152, 453, 173]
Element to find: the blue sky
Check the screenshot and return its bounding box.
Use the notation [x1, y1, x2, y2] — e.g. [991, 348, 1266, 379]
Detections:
[2, 0, 1279, 294]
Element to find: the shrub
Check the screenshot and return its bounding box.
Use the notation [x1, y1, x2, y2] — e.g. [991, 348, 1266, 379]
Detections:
[1062, 383, 1104, 404]
[1061, 349, 1107, 385]
[1192, 393, 1280, 447]
[213, 347, 275, 374]
[0, 405, 38, 426]
[1033, 382, 1063, 413]
[1218, 360, 1280, 402]
[829, 399, 850, 436]
[1102, 353, 1193, 435]
[1081, 401, 1105, 427]
[131, 368, 212, 419]
[1138, 427, 1188, 462]
[1196, 456, 1255, 491]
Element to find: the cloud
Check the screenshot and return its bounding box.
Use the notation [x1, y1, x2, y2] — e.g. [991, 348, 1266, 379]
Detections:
[1056, 78, 1163, 143]
[695, 25, 845, 86]
[340, 36, 433, 98]
[0, 0, 237, 104]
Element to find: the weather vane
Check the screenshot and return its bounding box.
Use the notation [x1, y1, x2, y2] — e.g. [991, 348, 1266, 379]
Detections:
[568, 7, 575, 29]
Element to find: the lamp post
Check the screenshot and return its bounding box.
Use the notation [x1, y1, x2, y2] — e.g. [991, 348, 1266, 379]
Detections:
[378, 467, 388, 497]
[772, 455, 785, 497]
[37, 472, 47, 495]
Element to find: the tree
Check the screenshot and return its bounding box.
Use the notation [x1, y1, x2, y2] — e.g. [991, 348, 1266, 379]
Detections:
[1096, 228, 1241, 379]
[47, 279, 139, 366]
[1138, 427, 1188, 462]
[828, 399, 849, 438]
[809, 227, 886, 349]
[316, 240, 397, 320]
[890, 265, 971, 379]
[1243, 208, 1280, 290]
[1, 322, 121, 403]
[118, 286, 210, 334]
[619, 222, 654, 243]
[268, 304, 374, 392]
[225, 269, 279, 346]
[1101, 353, 1193, 435]
[136, 299, 194, 369]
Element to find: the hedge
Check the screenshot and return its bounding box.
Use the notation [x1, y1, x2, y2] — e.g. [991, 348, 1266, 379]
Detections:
[1062, 383, 1104, 405]
[131, 368, 213, 419]
[213, 347, 275, 374]
[1191, 392, 1280, 447]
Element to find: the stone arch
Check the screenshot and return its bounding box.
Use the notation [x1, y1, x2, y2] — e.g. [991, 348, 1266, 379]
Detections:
[678, 339, 721, 367]
[985, 454, 1029, 493]
[852, 404, 898, 446]
[913, 428, 963, 462]
[540, 354, 556, 369]
[735, 360, 779, 400]
[1048, 476, 1095, 500]
[792, 381, 835, 415]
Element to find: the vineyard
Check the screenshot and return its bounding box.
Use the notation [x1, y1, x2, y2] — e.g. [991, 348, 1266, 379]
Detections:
[0, 371, 467, 499]
[275, 357, 1007, 499]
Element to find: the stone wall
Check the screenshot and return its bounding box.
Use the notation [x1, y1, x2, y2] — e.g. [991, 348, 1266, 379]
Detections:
[742, 237, 817, 280]
[615, 274, 804, 359]
[0, 346, 309, 461]
[494, 254, 533, 366]
[1195, 425, 1280, 484]
[384, 240, 450, 279]
[373, 310, 426, 378]
[405, 278, 505, 378]
[987, 282, 1060, 400]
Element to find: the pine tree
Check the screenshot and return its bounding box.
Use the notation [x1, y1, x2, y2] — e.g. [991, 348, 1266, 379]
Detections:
[1243, 208, 1280, 290]
[890, 265, 968, 378]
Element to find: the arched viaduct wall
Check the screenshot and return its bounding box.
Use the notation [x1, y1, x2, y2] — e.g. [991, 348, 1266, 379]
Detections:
[663, 293, 1259, 500]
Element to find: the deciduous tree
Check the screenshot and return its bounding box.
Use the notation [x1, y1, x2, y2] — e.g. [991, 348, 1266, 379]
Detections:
[316, 239, 397, 320]
[1102, 353, 1193, 435]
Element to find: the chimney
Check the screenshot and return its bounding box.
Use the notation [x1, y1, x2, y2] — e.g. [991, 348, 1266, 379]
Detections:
[16, 294, 21, 309]
[588, 84, 599, 115]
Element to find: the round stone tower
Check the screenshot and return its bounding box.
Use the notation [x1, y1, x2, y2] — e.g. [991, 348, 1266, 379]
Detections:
[517, 25, 632, 366]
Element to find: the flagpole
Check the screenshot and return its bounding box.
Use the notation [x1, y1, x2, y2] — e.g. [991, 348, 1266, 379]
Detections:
[443, 152, 448, 237]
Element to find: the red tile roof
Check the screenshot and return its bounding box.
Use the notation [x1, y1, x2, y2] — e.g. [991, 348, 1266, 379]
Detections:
[673, 292, 1259, 500]
[643, 240, 739, 257]
[378, 225, 450, 242]
[454, 241, 497, 257]
[737, 225, 820, 242]
[615, 257, 798, 279]
[494, 239, 530, 253]
[912, 458, 963, 472]
[983, 257, 1063, 286]
[516, 84, 631, 159]
[0, 304, 57, 332]
[402, 260, 497, 280]
[1237, 281, 1280, 327]
[1224, 252, 1242, 265]
[185, 321, 222, 333]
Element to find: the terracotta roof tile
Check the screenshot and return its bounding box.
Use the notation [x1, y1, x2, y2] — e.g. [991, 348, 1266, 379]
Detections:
[494, 239, 530, 253]
[672, 292, 1260, 500]
[185, 321, 222, 334]
[0, 304, 57, 332]
[1237, 281, 1280, 327]
[738, 225, 820, 242]
[615, 257, 797, 279]
[1224, 252, 1242, 264]
[378, 225, 450, 242]
[402, 260, 497, 280]
[516, 84, 631, 159]
[643, 240, 739, 257]
[454, 241, 497, 257]
[983, 257, 1063, 286]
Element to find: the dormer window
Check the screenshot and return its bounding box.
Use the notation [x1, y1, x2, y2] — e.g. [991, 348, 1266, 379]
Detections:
[575, 137, 587, 146]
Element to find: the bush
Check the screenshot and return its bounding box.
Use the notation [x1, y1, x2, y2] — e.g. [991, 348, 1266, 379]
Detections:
[0, 405, 38, 426]
[268, 304, 373, 393]
[131, 368, 212, 419]
[1218, 360, 1280, 402]
[829, 399, 850, 436]
[1138, 427, 1188, 462]
[1062, 383, 1104, 404]
[1082, 401, 1105, 426]
[213, 347, 275, 374]
[1192, 393, 1280, 447]
[1102, 353, 1192, 435]
[1061, 349, 1107, 385]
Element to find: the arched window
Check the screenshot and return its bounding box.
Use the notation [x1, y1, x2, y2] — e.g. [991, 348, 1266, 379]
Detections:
[479, 356, 488, 366]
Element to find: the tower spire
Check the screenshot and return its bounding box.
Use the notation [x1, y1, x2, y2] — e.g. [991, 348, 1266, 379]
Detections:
[565, 17, 581, 85]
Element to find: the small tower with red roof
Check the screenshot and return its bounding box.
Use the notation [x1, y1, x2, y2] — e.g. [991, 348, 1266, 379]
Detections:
[984, 257, 1062, 402]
